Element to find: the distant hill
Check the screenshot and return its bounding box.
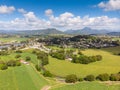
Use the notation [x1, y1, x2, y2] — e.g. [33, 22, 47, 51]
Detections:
[64, 27, 109, 35]
[107, 32, 120, 36]
[0, 28, 64, 35]
[18, 28, 64, 35]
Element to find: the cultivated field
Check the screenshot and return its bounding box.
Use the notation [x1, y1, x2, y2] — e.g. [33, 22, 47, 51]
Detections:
[45, 49, 120, 77]
[0, 65, 48, 90]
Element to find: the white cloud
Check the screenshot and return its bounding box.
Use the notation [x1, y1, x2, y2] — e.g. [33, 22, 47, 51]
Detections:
[45, 9, 53, 16]
[48, 11, 120, 30]
[18, 8, 27, 14]
[0, 9, 119, 31]
[0, 5, 15, 14]
[98, 0, 120, 11]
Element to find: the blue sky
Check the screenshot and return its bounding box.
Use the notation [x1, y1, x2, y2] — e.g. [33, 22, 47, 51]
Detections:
[0, 0, 120, 31]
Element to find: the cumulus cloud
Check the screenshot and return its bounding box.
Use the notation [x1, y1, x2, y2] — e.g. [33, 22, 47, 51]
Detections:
[48, 11, 120, 30]
[18, 8, 27, 14]
[45, 9, 53, 16]
[0, 5, 15, 14]
[0, 9, 119, 31]
[98, 0, 120, 11]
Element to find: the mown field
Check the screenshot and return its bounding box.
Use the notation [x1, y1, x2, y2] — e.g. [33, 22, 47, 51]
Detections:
[51, 82, 120, 90]
[0, 65, 48, 90]
[45, 49, 120, 78]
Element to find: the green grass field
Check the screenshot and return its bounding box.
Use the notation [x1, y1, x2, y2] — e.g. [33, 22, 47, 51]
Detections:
[0, 51, 38, 64]
[0, 65, 48, 90]
[51, 82, 120, 90]
[0, 37, 28, 42]
[102, 46, 120, 55]
[45, 49, 120, 78]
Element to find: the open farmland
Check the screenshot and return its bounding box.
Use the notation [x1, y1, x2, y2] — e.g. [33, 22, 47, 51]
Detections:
[45, 49, 120, 78]
[51, 81, 120, 90]
[0, 65, 48, 90]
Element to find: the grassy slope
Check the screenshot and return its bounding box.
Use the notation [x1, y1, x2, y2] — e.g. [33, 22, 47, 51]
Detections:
[102, 46, 120, 55]
[0, 65, 48, 90]
[0, 52, 38, 64]
[51, 82, 120, 90]
[45, 49, 120, 77]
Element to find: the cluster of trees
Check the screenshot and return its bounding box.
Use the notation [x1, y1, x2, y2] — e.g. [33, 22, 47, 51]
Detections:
[50, 50, 65, 60]
[32, 49, 49, 67]
[50, 49, 75, 60]
[65, 72, 120, 83]
[0, 51, 9, 56]
[0, 60, 21, 70]
[72, 55, 102, 64]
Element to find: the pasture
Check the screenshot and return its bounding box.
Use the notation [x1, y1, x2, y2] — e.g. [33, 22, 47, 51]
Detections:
[51, 81, 120, 90]
[0, 65, 48, 90]
[0, 37, 28, 42]
[45, 49, 120, 77]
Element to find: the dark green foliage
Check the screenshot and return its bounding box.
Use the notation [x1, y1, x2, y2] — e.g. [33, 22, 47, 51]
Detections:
[7, 60, 16, 67]
[72, 54, 102, 64]
[95, 55, 102, 61]
[1, 64, 8, 70]
[78, 50, 83, 55]
[25, 56, 31, 61]
[32, 50, 37, 54]
[37, 51, 49, 66]
[35, 64, 41, 71]
[15, 54, 21, 58]
[110, 74, 120, 81]
[0, 51, 9, 56]
[84, 75, 95, 81]
[78, 78, 84, 82]
[15, 61, 21, 66]
[50, 50, 65, 60]
[96, 73, 109, 81]
[43, 70, 52, 77]
[15, 50, 22, 53]
[65, 74, 78, 83]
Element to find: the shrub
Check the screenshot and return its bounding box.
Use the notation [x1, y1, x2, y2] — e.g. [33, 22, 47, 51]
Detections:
[78, 50, 83, 55]
[16, 50, 22, 53]
[15, 61, 21, 66]
[110, 74, 120, 81]
[65, 74, 78, 83]
[32, 50, 37, 54]
[15, 54, 21, 58]
[7, 60, 16, 67]
[96, 55, 102, 61]
[25, 56, 31, 61]
[84, 75, 95, 81]
[96, 73, 109, 81]
[78, 78, 84, 82]
[35, 64, 41, 71]
[43, 70, 52, 77]
[1, 64, 8, 70]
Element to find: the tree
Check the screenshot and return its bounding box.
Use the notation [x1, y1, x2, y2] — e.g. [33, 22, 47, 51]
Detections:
[7, 60, 16, 67]
[110, 74, 120, 81]
[96, 73, 109, 81]
[43, 70, 52, 77]
[26, 56, 31, 61]
[37, 51, 49, 66]
[35, 64, 41, 71]
[1, 64, 8, 70]
[16, 61, 21, 66]
[15, 54, 21, 58]
[84, 75, 95, 81]
[65, 74, 78, 83]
